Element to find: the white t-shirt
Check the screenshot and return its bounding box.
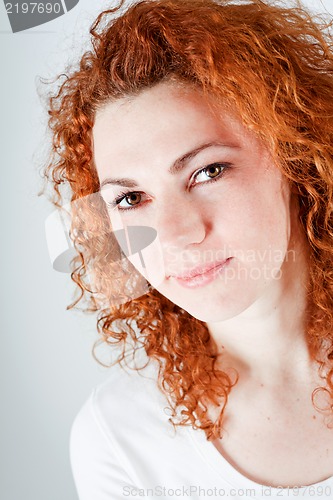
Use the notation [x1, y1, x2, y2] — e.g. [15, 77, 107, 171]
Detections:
[70, 348, 333, 500]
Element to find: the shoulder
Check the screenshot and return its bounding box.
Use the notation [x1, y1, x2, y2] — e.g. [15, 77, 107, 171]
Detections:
[90, 347, 168, 424]
[70, 347, 171, 457]
[69, 348, 169, 498]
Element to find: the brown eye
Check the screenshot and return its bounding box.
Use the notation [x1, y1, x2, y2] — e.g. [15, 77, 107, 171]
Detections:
[191, 162, 230, 187]
[205, 164, 222, 178]
[125, 193, 141, 206]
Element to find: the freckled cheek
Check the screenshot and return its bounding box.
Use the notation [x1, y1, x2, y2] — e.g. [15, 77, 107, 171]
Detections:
[254, 203, 290, 272]
[204, 189, 259, 239]
[206, 186, 290, 258]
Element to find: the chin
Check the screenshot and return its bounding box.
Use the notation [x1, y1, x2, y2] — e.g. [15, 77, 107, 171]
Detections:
[157, 287, 258, 324]
[182, 304, 250, 323]
[149, 262, 268, 323]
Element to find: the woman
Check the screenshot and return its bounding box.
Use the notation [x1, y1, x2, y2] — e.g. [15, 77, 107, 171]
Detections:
[43, 0, 333, 498]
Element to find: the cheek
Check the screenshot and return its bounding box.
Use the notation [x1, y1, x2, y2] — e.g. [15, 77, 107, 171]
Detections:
[111, 216, 166, 287]
[209, 178, 291, 276]
[252, 179, 291, 258]
[139, 233, 166, 287]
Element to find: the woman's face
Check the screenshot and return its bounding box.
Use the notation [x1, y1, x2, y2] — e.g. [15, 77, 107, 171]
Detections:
[93, 82, 294, 322]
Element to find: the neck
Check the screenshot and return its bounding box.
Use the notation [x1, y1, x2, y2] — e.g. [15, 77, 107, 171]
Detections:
[206, 218, 315, 386]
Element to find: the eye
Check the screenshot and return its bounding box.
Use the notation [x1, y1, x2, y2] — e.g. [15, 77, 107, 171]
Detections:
[105, 190, 145, 211]
[105, 162, 231, 211]
[191, 162, 231, 186]
[118, 192, 142, 208]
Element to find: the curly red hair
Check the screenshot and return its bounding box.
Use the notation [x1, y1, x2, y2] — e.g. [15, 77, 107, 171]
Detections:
[42, 0, 333, 439]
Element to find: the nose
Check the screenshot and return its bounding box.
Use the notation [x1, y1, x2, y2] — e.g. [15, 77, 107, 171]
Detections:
[156, 193, 206, 250]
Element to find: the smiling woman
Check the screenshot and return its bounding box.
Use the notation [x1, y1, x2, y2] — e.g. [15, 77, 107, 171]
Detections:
[42, 0, 333, 498]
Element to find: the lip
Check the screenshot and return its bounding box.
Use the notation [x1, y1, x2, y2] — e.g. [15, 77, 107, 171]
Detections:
[170, 258, 232, 289]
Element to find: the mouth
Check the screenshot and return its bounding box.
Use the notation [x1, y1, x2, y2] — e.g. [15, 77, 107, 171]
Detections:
[169, 258, 232, 289]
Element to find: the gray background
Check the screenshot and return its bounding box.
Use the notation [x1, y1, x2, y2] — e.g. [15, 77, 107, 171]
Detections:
[1, 1, 332, 499]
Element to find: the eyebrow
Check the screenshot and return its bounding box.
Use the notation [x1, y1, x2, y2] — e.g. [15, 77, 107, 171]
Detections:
[100, 141, 235, 190]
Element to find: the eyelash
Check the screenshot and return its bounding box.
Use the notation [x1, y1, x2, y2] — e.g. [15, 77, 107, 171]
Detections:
[106, 162, 232, 212]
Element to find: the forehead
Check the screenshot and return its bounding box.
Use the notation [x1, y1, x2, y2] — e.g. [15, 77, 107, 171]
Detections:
[92, 82, 260, 176]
